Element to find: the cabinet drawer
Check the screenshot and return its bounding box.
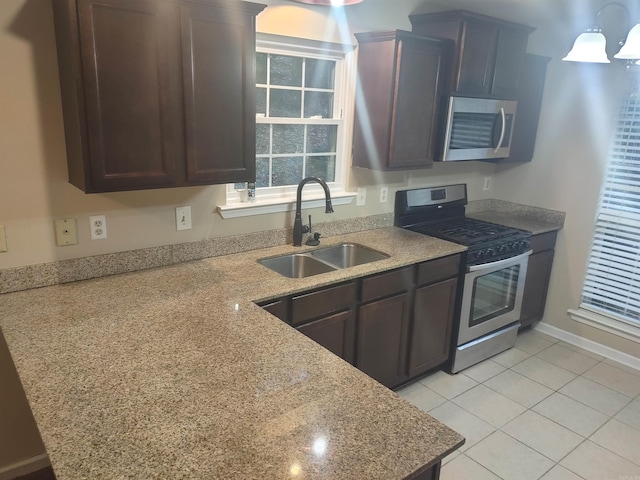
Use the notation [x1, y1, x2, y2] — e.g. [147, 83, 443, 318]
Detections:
[417, 254, 461, 286]
[361, 266, 414, 303]
[291, 282, 356, 326]
[530, 231, 558, 253]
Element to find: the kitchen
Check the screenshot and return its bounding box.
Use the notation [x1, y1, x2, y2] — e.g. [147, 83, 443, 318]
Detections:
[1, 0, 640, 478]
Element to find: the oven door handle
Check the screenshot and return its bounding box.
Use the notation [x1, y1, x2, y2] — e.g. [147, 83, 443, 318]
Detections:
[468, 249, 533, 272]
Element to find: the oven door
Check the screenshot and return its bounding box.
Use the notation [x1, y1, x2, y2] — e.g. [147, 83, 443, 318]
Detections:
[457, 250, 532, 346]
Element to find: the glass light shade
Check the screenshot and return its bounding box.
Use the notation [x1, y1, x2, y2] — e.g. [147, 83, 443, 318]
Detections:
[615, 24, 640, 59]
[562, 29, 610, 63]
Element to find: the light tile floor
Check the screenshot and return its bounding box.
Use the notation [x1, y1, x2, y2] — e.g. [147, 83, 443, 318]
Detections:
[396, 329, 640, 480]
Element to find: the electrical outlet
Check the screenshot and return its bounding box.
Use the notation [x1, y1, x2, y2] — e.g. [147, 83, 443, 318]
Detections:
[54, 218, 78, 246]
[483, 177, 492, 191]
[89, 215, 107, 240]
[0, 225, 7, 252]
[176, 206, 192, 231]
[356, 188, 366, 206]
[380, 187, 388, 203]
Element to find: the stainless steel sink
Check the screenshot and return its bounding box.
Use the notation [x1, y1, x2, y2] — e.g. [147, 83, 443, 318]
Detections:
[310, 243, 389, 268]
[258, 243, 389, 278]
[258, 254, 338, 278]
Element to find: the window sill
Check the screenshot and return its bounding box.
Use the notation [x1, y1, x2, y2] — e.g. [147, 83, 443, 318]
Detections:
[217, 192, 356, 219]
[568, 306, 640, 343]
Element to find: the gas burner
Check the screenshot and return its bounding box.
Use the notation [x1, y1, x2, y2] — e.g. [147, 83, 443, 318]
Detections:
[395, 185, 531, 266]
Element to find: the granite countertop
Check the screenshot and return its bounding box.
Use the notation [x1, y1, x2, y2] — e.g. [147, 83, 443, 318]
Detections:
[0, 227, 466, 480]
[467, 199, 566, 235]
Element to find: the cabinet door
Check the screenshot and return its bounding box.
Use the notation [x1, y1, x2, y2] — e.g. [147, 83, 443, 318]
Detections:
[353, 31, 449, 170]
[456, 21, 498, 96]
[180, 3, 257, 184]
[356, 293, 410, 388]
[408, 278, 457, 378]
[77, 0, 182, 191]
[389, 35, 449, 169]
[504, 54, 549, 162]
[297, 310, 356, 364]
[519, 249, 555, 328]
[491, 28, 529, 99]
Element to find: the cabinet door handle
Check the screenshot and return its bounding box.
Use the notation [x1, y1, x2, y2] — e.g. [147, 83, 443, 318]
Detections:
[493, 107, 506, 154]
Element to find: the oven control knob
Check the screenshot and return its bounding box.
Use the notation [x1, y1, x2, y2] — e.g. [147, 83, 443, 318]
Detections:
[486, 248, 494, 257]
[476, 251, 485, 261]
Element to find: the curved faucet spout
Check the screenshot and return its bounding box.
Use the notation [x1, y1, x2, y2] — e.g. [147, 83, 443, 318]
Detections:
[293, 177, 334, 246]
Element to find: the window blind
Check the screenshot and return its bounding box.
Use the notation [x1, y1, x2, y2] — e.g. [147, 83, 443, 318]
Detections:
[581, 93, 640, 325]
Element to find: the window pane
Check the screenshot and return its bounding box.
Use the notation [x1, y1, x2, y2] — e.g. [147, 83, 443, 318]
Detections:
[273, 125, 304, 154]
[270, 55, 303, 87]
[305, 155, 335, 182]
[304, 91, 333, 118]
[256, 157, 270, 188]
[272, 156, 303, 186]
[305, 59, 335, 89]
[307, 125, 337, 153]
[256, 124, 270, 155]
[270, 89, 302, 118]
[256, 87, 267, 116]
[256, 53, 268, 84]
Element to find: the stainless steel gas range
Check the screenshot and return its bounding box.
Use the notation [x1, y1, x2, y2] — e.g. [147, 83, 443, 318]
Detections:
[395, 184, 532, 373]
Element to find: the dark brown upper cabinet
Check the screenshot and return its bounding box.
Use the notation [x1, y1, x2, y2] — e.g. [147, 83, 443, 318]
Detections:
[410, 10, 534, 100]
[52, 0, 265, 193]
[352, 31, 452, 170]
[502, 54, 550, 163]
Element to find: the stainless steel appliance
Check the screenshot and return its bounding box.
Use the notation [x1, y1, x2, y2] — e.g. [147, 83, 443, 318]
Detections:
[394, 184, 532, 373]
[441, 97, 517, 161]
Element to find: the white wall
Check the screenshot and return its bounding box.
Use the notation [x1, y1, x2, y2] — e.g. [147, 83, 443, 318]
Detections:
[493, 27, 640, 357]
[0, 0, 497, 270]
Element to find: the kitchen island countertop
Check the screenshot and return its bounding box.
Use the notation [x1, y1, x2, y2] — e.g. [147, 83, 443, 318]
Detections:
[0, 227, 466, 480]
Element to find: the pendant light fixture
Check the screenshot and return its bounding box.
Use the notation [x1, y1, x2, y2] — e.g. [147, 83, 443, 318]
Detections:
[563, 2, 640, 63]
[288, 0, 363, 6]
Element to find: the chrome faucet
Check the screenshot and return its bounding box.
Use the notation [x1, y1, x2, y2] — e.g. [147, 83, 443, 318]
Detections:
[293, 177, 334, 246]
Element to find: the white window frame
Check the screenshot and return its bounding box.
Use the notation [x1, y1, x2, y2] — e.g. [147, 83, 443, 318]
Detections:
[569, 91, 640, 342]
[219, 33, 357, 219]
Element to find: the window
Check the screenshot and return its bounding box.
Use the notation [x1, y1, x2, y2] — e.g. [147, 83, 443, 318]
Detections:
[571, 91, 640, 340]
[222, 34, 356, 217]
[255, 52, 338, 187]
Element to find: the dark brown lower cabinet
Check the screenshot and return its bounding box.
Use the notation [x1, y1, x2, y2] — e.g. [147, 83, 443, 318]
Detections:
[356, 293, 411, 388]
[296, 310, 356, 365]
[257, 253, 463, 390]
[408, 277, 457, 378]
[411, 462, 441, 480]
[519, 231, 557, 329]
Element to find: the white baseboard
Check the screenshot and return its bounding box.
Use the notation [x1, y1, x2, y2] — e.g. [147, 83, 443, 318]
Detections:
[534, 322, 640, 371]
[0, 454, 50, 480]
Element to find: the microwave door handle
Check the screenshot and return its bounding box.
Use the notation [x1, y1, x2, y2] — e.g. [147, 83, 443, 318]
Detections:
[493, 107, 506, 154]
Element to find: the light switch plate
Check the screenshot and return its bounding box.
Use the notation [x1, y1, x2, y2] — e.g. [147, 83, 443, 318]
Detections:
[0, 225, 7, 252]
[176, 206, 192, 231]
[54, 218, 78, 246]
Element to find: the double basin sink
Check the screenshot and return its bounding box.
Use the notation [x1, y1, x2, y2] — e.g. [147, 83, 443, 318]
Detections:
[259, 243, 389, 278]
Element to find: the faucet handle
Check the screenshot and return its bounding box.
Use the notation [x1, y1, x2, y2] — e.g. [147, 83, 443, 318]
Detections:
[302, 214, 312, 234]
[305, 232, 321, 246]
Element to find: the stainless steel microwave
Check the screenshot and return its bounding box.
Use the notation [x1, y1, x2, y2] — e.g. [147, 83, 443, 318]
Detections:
[441, 97, 517, 161]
